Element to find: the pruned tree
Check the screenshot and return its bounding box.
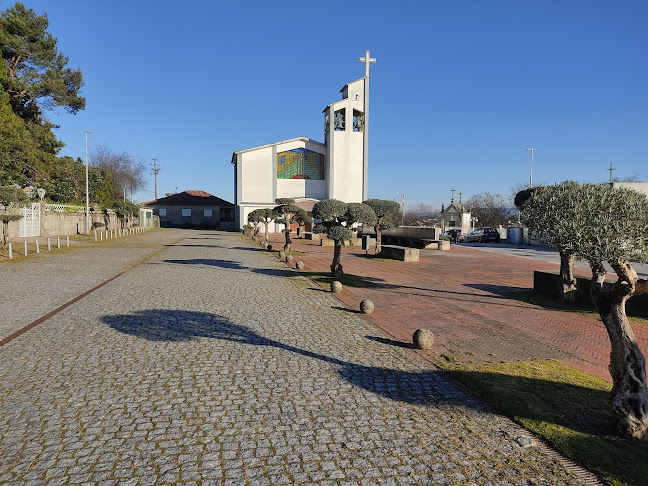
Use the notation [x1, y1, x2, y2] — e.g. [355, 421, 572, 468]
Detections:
[248, 208, 275, 240]
[272, 198, 311, 252]
[0, 185, 27, 246]
[0, 2, 85, 121]
[364, 198, 401, 254]
[466, 192, 514, 228]
[313, 199, 376, 277]
[515, 183, 579, 302]
[519, 182, 648, 440]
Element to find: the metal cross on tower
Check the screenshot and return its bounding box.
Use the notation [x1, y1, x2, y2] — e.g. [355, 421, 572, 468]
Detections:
[450, 188, 456, 202]
[359, 50, 376, 201]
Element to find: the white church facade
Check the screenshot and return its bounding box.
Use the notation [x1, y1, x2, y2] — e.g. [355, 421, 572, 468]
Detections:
[232, 54, 375, 231]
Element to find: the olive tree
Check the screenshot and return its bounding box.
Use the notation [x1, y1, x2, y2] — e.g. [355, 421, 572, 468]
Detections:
[248, 208, 274, 241]
[0, 185, 27, 246]
[312, 199, 376, 277]
[272, 198, 311, 252]
[515, 183, 580, 302]
[364, 198, 400, 254]
[519, 182, 648, 440]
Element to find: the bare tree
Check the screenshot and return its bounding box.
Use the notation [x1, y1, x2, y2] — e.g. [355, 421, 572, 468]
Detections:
[90, 145, 146, 200]
[402, 203, 439, 226]
[466, 193, 514, 228]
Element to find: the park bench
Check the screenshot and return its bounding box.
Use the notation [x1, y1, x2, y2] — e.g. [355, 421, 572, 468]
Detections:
[379, 245, 419, 262]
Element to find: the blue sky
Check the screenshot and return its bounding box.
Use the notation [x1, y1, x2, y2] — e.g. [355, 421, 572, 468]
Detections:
[6, 0, 647, 208]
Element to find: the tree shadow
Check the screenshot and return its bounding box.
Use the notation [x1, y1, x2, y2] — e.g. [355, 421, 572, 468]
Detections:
[365, 335, 414, 349]
[165, 244, 227, 248]
[251, 268, 295, 278]
[101, 309, 462, 404]
[462, 283, 528, 296]
[101, 308, 620, 436]
[163, 259, 247, 270]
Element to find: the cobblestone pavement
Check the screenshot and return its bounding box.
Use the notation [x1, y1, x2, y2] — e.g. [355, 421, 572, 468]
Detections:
[0, 230, 586, 485]
[277, 236, 648, 382]
[0, 230, 184, 341]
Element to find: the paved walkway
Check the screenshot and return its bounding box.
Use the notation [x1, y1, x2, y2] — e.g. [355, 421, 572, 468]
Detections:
[269, 236, 648, 383]
[0, 230, 587, 484]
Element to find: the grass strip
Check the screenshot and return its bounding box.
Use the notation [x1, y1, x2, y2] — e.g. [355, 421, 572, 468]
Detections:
[440, 359, 648, 486]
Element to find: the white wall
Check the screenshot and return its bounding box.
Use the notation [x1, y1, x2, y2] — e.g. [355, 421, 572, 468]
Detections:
[240, 147, 274, 204]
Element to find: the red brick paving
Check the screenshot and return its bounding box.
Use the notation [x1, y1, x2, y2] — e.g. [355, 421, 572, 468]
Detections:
[264, 235, 648, 383]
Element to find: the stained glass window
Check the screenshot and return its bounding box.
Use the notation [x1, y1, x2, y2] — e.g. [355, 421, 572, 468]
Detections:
[277, 148, 325, 180]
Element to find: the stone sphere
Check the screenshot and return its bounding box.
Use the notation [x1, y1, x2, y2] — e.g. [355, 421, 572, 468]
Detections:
[286, 254, 294, 263]
[260, 240, 266, 248]
[330, 281, 343, 293]
[360, 299, 374, 314]
[267, 244, 272, 251]
[278, 250, 285, 258]
[413, 328, 434, 350]
[296, 261, 304, 270]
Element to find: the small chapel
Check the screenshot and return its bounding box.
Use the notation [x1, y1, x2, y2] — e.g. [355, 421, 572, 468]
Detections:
[231, 53, 375, 230]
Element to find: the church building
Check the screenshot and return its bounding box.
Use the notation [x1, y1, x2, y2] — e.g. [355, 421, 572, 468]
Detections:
[231, 53, 375, 230]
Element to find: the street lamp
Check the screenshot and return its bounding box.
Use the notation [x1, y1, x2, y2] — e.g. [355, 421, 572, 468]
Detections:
[85, 130, 93, 233]
[396, 192, 405, 225]
[527, 147, 533, 188]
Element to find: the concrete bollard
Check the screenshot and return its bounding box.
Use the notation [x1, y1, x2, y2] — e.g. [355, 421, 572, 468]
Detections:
[35, 239, 39, 253]
[24, 241, 27, 255]
[47, 238, 51, 251]
[66, 236, 70, 247]
[8, 242, 12, 259]
[94, 232, 97, 241]
[57, 237, 60, 249]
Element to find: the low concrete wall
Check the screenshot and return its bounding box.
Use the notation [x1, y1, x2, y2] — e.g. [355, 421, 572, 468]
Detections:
[534, 270, 647, 317]
[321, 238, 373, 247]
[360, 226, 440, 240]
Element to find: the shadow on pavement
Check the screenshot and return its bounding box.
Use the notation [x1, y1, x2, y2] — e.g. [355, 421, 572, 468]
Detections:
[101, 309, 463, 404]
[163, 259, 247, 270]
[365, 335, 414, 349]
[101, 308, 615, 436]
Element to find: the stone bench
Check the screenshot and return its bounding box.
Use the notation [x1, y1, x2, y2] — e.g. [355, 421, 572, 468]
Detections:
[379, 245, 419, 262]
[304, 232, 320, 241]
[321, 237, 374, 247]
[382, 236, 449, 250]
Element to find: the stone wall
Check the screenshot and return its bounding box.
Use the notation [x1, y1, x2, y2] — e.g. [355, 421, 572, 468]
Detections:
[2, 205, 125, 240]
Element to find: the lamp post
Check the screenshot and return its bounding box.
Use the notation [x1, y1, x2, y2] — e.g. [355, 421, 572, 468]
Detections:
[527, 147, 533, 188]
[396, 192, 405, 225]
[85, 130, 93, 233]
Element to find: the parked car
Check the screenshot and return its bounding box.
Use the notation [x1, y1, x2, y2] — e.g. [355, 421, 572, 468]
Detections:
[466, 227, 501, 243]
[441, 229, 464, 243]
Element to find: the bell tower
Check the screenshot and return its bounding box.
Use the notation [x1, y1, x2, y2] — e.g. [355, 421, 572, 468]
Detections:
[323, 50, 375, 203]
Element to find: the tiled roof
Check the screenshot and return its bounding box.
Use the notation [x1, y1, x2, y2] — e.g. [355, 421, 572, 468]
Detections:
[141, 191, 234, 208]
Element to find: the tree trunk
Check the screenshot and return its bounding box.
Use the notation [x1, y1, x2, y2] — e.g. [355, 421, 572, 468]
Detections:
[590, 260, 648, 440]
[331, 240, 343, 277]
[375, 221, 383, 255]
[559, 250, 577, 302]
[283, 213, 292, 252]
[2, 221, 7, 247]
[264, 221, 269, 242]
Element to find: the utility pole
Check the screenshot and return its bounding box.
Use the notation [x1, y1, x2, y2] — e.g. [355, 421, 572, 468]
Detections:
[130, 155, 135, 203]
[152, 158, 160, 200]
[609, 162, 615, 185]
[527, 147, 534, 188]
[85, 130, 93, 234]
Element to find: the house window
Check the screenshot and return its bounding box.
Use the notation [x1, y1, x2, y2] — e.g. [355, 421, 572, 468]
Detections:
[182, 209, 191, 217]
[449, 220, 456, 227]
[159, 208, 166, 217]
[204, 209, 212, 217]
